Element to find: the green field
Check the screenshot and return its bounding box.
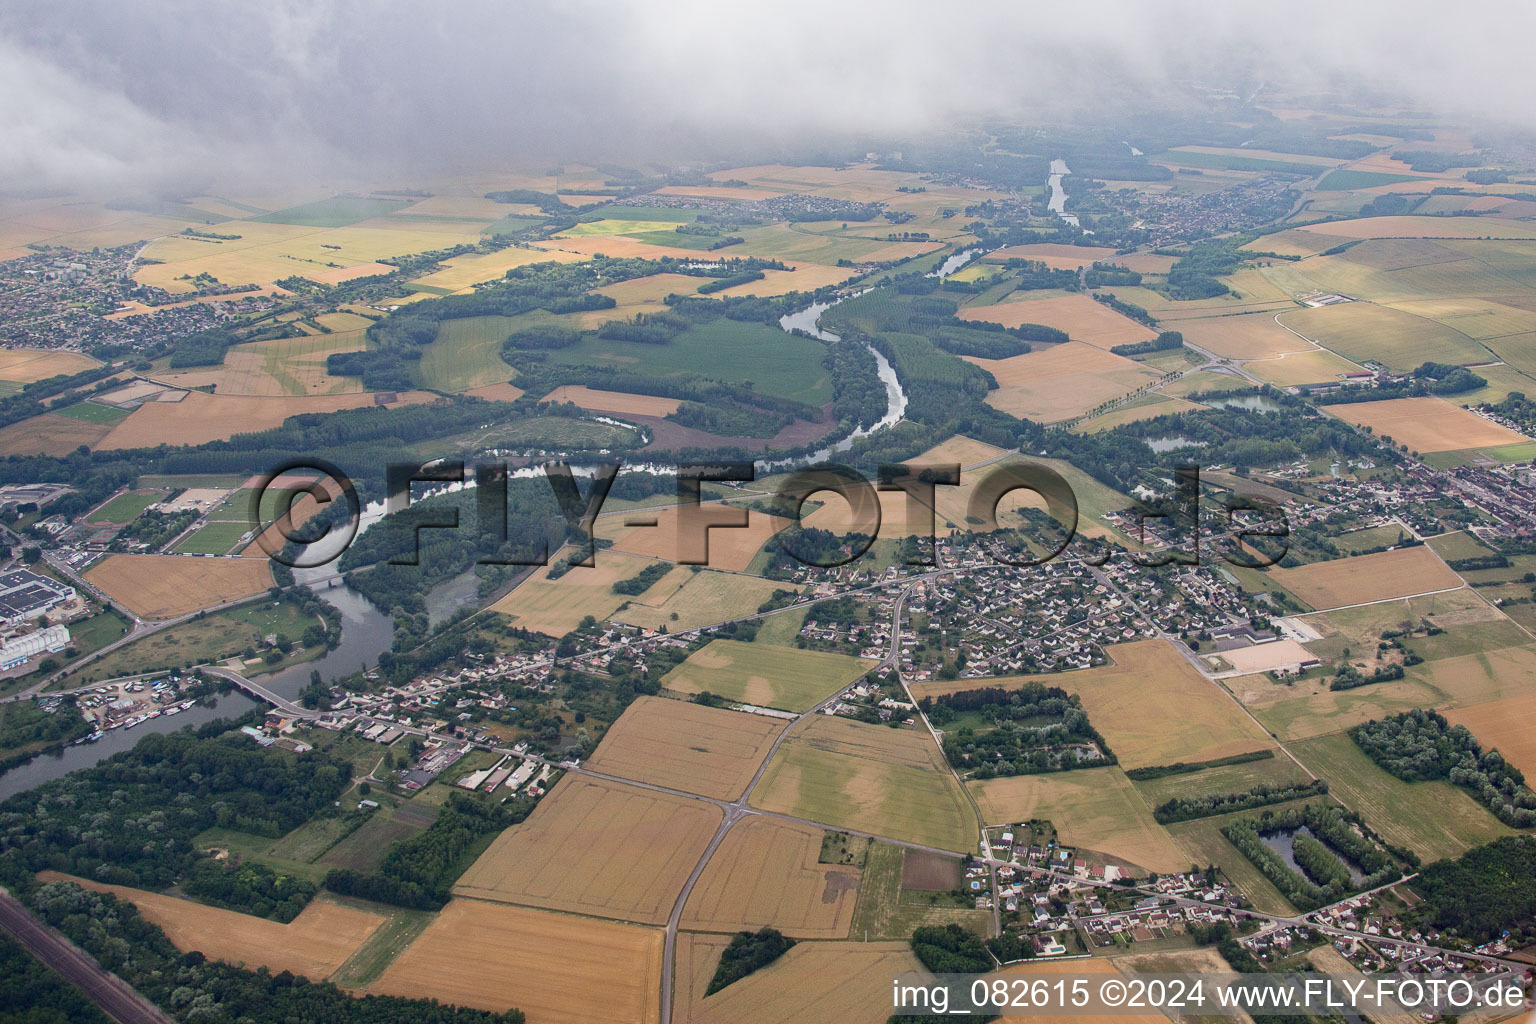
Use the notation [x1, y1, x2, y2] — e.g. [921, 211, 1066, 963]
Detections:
[753, 605, 811, 647]
[1332, 524, 1410, 554]
[326, 898, 438, 988]
[482, 214, 546, 237]
[1316, 169, 1420, 190]
[174, 519, 254, 555]
[252, 195, 411, 227]
[660, 639, 874, 711]
[1130, 754, 1312, 807]
[1279, 303, 1492, 371]
[847, 842, 991, 939]
[1289, 731, 1516, 861]
[318, 807, 432, 873]
[548, 318, 833, 405]
[53, 401, 130, 425]
[67, 600, 321, 685]
[90, 491, 159, 524]
[419, 317, 519, 392]
[1157, 150, 1331, 176]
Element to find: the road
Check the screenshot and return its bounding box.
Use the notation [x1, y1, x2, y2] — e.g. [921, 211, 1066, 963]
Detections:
[0, 885, 175, 1024]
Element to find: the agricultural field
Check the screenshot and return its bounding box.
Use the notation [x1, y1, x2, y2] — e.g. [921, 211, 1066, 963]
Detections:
[958, 293, 1157, 350]
[97, 389, 436, 449]
[84, 554, 271, 618]
[962, 342, 1161, 422]
[582, 696, 785, 801]
[0, 348, 100, 382]
[1175, 311, 1313, 361]
[1294, 215, 1536, 240]
[1322, 396, 1531, 453]
[968, 767, 1187, 874]
[416, 316, 520, 392]
[748, 715, 976, 852]
[40, 873, 383, 981]
[1289, 732, 1516, 861]
[1129, 753, 1312, 807]
[610, 567, 791, 633]
[920, 640, 1273, 771]
[541, 384, 682, 417]
[453, 774, 721, 925]
[680, 818, 860, 938]
[660, 639, 876, 713]
[1278, 303, 1493, 371]
[489, 549, 678, 635]
[369, 899, 661, 1024]
[1443, 692, 1536, 780]
[1267, 545, 1463, 610]
[983, 243, 1119, 269]
[1074, 394, 1206, 433]
[154, 331, 368, 396]
[598, 504, 789, 571]
[677, 939, 920, 1024]
[0, 411, 113, 455]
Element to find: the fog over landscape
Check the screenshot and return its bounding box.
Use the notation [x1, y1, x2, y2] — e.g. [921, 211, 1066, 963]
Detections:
[5, 0, 1535, 192]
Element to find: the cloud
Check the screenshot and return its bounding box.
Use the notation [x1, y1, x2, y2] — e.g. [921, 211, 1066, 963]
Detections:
[1, 0, 1530, 194]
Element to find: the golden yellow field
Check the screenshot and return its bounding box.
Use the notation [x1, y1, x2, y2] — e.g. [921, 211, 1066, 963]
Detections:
[1323, 396, 1532, 453]
[463, 381, 525, 403]
[1073, 395, 1206, 433]
[40, 873, 382, 981]
[369, 899, 661, 1024]
[991, 957, 1170, 1023]
[408, 246, 588, 292]
[599, 504, 787, 571]
[959, 293, 1157, 350]
[968, 768, 1186, 873]
[917, 639, 1273, 771]
[490, 550, 677, 636]
[680, 817, 860, 938]
[1174, 312, 1312, 360]
[542, 384, 682, 417]
[963, 342, 1161, 422]
[1247, 347, 1367, 386]
[906, 433, 1008, 467]
[679, 939, 922, 1024]
[86, 554, 272, 618]
[583, 696, 785, 801]
[0, 412, 112, 456]
[534, 235, 728, 261]
[454, 774, 721, 924]
[749, 715, 977, 852]
[0, 348, 101, 382]
[610, 568, 791, 633]
[1444, 692, 1536, 779]
[98, 389, 435, 448]
[984, 243, 1119, 270]
[708, 262, 859, 297]
[1269, 545, 1464, 610]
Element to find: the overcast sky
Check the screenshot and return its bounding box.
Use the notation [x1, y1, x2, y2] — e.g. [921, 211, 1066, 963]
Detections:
[3, 0, 1531, 195]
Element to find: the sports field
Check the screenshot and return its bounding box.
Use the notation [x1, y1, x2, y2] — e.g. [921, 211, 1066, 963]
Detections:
[680, 817, 860, 938]
[748, 715, 975, 852]
[1323, 396, 1531, 453]
[370, 899, 661, 1024]
[1290, 731, 1515, 861]
[958, 293, 1157, 350]
[1443, 692, 1536, 781]
[678, 939, 921, 1024]
[660, 639, 876, 712]
[962, 342, 1160, 422]
[582, 696, 785, 801]
[90, 490, 159, 523]
[98, 389, 435, 448]
[453, 774, 721, 924]
[40, 873, 382, 981]
[1267, 545, 1463, 610]
[968, 767, 1186, 874]
[85, 554, 271, 618]
[917, 639, 1273, 771]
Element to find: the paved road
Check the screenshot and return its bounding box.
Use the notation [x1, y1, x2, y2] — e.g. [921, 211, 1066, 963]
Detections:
[0, 885, 174, 1024]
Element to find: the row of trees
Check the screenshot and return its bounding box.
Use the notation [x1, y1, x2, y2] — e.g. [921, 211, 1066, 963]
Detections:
[1152, 779, 1329, 824]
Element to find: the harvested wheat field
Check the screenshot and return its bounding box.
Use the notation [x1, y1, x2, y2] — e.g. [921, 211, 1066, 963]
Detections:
[0, 412, 112, 455]
[1295, 215, 1536, 240]
[959, 293, 1157, 350]
[968, 768, 1185, 874]
[991, 958, 1173, 1023]
[98, 389, 436, 448]
[915, 639, 1273, 771]
[152, 332, 369, 397]
[612, 568, 791, 633]
[599, 503, 788, 571]
[454, 774, 721, 925]
[370, 900, 661, 1024]
[463, 381, 525, 402]
[39, 873, 382, 981]
[1247, 347, 1366, 387]
[583, 696, 785, 800]
[1444, 692, 1536, 779]
[542, 384, 683, 417]
[408, 245, 587, 293]
[1268, 546, 1463, 611]
[984, 243, 1119, 270]
[86, 554, 271, 618]
[681, 817, 860, 938]
[749, 715, 976, 852]
[681, 939, 921, 1024]
[963, 342, 1160, 422]
[0, 348, 100, 382]
[490, 549, 672, 635]
[907, 434, 1008, 467]
[1324, 396, 1531, 453]
[661, 639, 877, 713]
[1174, 312, 1312, 360]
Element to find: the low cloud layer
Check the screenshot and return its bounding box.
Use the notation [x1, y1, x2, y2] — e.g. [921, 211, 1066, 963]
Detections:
[3, 0, 1532, 194]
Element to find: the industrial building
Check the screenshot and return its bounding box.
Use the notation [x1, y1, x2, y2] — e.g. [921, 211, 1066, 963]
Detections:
[0, 569, 76, 625]
[0, 624, 69, 670]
